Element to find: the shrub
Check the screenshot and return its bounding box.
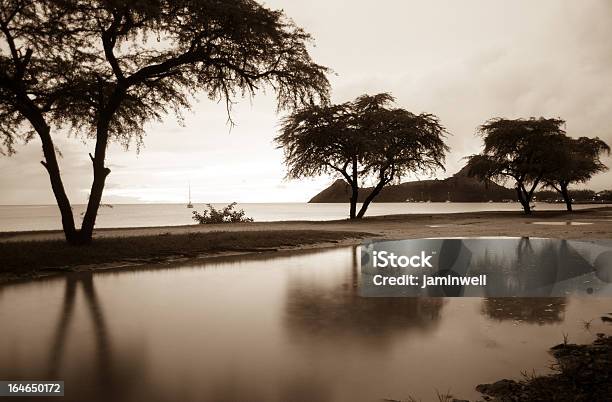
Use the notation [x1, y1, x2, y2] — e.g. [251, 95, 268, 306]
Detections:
[192, 202, 254, 224]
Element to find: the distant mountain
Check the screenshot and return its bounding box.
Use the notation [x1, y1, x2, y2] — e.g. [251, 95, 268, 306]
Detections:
[309, 166, 516, 203]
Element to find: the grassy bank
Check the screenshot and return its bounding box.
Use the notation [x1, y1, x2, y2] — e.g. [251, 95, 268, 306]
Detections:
[0, 229, 370, 282]
[397, 331, 612, 401]
[474, 331, 612, 402]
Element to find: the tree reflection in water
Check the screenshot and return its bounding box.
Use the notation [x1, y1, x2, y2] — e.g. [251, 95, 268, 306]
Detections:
[472, 238, 594, 297]
[284, 247, 445, 345]
[481, 297, 567, 324]
[471, 238, 574, 324]
[44, 272, 149, 402]
[47, 273, 111, 382]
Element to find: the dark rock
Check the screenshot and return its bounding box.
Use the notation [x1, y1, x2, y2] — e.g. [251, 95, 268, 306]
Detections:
[475, 379, 520, 396]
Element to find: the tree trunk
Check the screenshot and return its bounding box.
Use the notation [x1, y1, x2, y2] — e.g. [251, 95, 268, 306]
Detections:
[76, 88, 124, 244]
[348, 156, 359, 219]
[356, 180, 386, 219]
[515, 185, 531, 214]
[78, 125, 113, 244]
[560, 184, 572, 212]
[38, 124, 79, 243]
[78, 163, 111, 244]
[349, 184, 358, 219]
[10, 73, 117, 245]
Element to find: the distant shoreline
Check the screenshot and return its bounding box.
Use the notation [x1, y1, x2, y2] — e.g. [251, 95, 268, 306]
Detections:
[1, 203, 609, 235]
[1, 201, 611, 207]
[2, 206, 611, 241]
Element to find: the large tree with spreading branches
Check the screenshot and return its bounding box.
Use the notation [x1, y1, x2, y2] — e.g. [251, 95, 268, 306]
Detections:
[275, 93, 448, 219]
[0, 0, 329, 244]
[466, 117, 566, 214]
[543, 136, 609, 211]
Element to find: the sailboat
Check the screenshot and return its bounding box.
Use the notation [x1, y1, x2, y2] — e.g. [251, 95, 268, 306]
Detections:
[187, 183, 193, 208]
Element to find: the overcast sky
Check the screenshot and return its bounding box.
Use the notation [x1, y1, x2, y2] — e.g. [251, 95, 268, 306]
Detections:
[1, 0, 611, 205]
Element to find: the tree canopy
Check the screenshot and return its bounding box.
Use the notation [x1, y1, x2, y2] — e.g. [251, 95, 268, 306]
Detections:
[543, 136, 610, 210]
[0, 0, 330, 243]
[276, 92, 448, 218]
[466, 117, 567, 214]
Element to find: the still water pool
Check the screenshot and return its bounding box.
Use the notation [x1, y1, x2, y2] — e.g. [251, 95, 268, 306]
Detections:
[0, 247, 610, 401]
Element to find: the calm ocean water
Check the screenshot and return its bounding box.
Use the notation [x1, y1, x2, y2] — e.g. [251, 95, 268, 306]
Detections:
[0, 202, 602, 232]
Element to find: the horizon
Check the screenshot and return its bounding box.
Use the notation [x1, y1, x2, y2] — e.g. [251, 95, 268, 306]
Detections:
[1, 0, 611, 204]
[1, 178, 609, 207]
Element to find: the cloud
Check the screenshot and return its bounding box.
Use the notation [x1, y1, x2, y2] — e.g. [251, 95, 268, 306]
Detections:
[1, 0, 611, 204]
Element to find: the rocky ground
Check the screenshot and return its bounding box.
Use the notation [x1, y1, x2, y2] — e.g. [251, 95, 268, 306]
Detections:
[458, 327, 612, 402]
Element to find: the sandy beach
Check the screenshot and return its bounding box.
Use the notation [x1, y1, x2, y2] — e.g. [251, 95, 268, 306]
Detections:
[1, 207, 611, 284]
[2, 206, 611, 243]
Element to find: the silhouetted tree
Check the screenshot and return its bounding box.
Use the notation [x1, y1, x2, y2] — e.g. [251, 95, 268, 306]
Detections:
[466, 117, 566, 214]
[543, 136, 610, 211]
[0, 0, 329, 244]
[276, 93, 448, 219]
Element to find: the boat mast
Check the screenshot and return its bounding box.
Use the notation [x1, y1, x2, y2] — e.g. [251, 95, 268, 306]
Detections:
[187, 182, 194, 207]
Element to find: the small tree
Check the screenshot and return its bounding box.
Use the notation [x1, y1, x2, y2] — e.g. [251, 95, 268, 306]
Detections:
[466, 117, 566, 214]
[543, 136, 610, 211]
[276, 93, 448, 219]
[0, 0, 329, 244]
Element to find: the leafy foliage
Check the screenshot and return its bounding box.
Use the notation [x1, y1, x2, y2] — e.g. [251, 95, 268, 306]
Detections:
[543, 136, 609, 208]
[0, 0, 329, 243]
[466, 117, 609, 212]
[467, 117, 565, 183]
[1, 0, 331, 148]
[275, 92, 448, 218]
[192, 202, 254, 224]
[466, 117, 567, 213]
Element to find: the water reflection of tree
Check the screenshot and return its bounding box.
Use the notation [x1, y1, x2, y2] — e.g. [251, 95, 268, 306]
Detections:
[472, 238, 591, 297]
[48, 273, 111, 381]
[471, 239, 571, 324]
[481, 297, 566, 324]
[284, 247, 445, 345]
[45, 273, 149, 402]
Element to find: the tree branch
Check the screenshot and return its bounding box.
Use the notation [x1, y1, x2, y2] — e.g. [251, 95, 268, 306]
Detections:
[101, 12, 125, 81]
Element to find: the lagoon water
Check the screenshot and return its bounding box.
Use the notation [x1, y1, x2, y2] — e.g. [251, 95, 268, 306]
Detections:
[0, 247, 610, 402]
[0, 202, 603, 232]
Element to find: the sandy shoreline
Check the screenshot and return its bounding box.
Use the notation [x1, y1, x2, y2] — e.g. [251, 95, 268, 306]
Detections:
[2, 206, 611, 243]
[1, 207, 611, 284]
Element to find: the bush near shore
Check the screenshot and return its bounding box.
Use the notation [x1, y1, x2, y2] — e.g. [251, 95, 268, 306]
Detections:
[192, 202, 254, 224]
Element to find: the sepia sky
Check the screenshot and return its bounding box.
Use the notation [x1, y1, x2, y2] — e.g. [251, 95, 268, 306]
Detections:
[1, 0, 611, 204]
